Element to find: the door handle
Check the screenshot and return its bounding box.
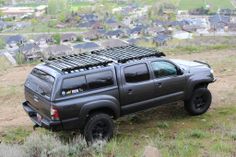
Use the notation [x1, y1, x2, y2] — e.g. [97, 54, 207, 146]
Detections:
[156, 82, 162, 88]
[127, 89, 133, 95]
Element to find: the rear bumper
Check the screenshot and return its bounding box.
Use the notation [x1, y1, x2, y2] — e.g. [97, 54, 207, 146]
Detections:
[22, 101, 62, 131]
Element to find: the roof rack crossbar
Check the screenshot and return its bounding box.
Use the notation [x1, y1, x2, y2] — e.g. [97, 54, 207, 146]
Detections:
[44, 45, 165, 73]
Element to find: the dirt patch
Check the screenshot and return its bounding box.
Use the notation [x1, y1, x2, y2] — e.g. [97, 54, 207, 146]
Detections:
[172, 49, 236, 107]
[0, 65, 33, 133]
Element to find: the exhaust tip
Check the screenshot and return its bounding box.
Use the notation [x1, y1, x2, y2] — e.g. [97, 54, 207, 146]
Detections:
[33, 124, 39, 130]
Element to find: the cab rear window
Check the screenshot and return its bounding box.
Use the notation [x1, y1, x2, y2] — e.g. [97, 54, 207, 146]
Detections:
[25, 68, 55, 98]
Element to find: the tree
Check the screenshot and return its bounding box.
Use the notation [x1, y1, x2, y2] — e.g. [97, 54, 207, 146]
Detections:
[52, 34, 61, 45]
[59, 13, 66, 23]
[0, 0, 5, 6]
[76, 36, 83, 42]
[0, 38, 5, 49]
[48, 19, 58, 28]
[31, 18, 38, 32]
[48, 0, 71, 15]
[0, 10, 4, 17]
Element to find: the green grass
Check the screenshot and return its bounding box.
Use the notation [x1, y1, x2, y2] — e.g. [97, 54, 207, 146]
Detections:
[179, 0, 234, 11]
[0, 127, 31, 144]
[10, 22, 83, 33]
[165, 44, 236, 55]
[0, 56, 11, 74]
[101, 105, 236, 157]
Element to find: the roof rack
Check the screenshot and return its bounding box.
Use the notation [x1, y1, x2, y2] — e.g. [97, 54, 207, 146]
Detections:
[44, 53, 112, 73]
[91, 45, 165, 63]
[44, 45, 165, 73]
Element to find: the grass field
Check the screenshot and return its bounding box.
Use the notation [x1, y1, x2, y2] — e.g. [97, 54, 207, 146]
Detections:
[179, 0, 234, 11]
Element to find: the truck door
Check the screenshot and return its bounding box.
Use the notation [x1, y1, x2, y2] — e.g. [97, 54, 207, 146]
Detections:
[120, 63, 155, 106]
[150, 60, 186, 100]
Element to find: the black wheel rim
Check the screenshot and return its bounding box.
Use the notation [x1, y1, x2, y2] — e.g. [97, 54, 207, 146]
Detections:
[91, 120, 109, 140]
[193, 95, 206, 110]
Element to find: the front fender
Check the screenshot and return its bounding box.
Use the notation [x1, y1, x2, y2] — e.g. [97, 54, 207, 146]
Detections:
[185, 76, 214, 100]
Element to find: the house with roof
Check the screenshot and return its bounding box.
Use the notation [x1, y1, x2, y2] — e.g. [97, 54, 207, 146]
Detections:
[43, 45, 72, 59]
[73, 42, 100, 53]
[225, 23, 236, 32]
[80, 14, 98, 22]
[153, 34, 171, 46]
[61, 33, 77, 43]
[209, 14, 230, 32]
[127, 37, 149, 45]
[105, 18, 123, 30]
[12, 22, 31, 30]
[5, 35, 26, 49]
[17, 43, 42, 61]
[106, 29, 125, 38]
[0, 21, 9, 31]
[0, 7, 34, 19]
[173, 30, 192, 39]
[92, 21, 104, 30]
[101, 39, 128, 48]
[128, 25, 145, 38]
[83, 29, 105, 41]
[154, 20, 170, 27]
[35, 34, 53, 47]
[219, 9, 236, 16]
[122, 16, 135, 28]
[145, 26, 166, 36]
[77, 20, 97, 29]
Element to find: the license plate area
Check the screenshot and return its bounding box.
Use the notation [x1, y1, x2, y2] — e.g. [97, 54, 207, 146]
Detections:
[36, 113, 42, 125]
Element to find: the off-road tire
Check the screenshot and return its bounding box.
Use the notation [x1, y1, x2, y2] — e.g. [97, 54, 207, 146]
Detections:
[83, 113, 114, 143]
[185, 88, 212, 116]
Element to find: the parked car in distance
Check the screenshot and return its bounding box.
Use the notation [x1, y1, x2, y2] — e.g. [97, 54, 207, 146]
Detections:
[22, 45, 216, 142]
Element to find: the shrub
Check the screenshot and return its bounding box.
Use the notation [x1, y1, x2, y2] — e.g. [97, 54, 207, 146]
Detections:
[0, 144, 26, 157]
[52, 34, 61, 45]
[0, 38, 5, 49]
[24, 132, 105, 157]
[15, 52, 25, 65]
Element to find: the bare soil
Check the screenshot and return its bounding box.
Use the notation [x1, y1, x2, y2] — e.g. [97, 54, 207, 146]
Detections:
[0, 49, 235, 133]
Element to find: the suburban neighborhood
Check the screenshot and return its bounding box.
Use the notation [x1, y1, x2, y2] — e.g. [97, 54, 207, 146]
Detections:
[0, 0, 236, 64]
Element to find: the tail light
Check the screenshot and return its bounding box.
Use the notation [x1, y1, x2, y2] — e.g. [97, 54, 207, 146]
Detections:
[50, 106, 60, 120]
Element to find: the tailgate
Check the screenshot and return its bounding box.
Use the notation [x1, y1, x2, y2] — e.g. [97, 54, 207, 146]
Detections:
[25, 87, 51, 119]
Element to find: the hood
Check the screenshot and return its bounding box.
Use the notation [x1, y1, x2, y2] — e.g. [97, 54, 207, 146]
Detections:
[170, 59, 210, 73]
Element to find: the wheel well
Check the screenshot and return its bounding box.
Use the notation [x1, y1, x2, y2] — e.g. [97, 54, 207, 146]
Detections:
[88, 107, 116, 119]
[193, 82, 209, 90]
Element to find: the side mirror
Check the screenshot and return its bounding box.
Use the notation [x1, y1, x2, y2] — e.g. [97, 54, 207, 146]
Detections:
[176, 67, 183, 75]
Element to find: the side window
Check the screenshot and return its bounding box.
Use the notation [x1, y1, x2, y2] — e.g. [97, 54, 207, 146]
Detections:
[124, 63, 150, 83]
[86, 71, 114, 89]
[61, 76, 87, 96]
[151, 61, 177, 78]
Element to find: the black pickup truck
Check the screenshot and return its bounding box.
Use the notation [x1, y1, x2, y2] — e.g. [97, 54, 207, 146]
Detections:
[22, 45, 216, 142]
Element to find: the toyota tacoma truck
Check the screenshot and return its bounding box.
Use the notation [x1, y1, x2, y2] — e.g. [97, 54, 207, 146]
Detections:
[22, 45, 216, 142]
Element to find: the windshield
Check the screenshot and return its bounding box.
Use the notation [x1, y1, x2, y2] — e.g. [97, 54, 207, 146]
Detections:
[25, 68, 55, 98]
